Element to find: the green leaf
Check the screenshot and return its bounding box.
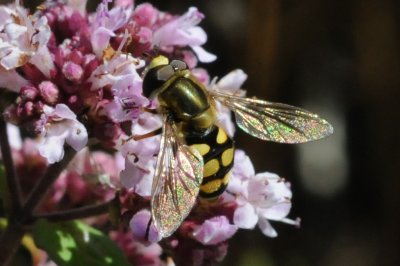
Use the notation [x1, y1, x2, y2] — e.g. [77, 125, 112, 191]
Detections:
[32, 219, 130, 266]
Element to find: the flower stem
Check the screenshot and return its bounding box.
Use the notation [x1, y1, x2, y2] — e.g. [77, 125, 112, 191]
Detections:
[20, 147, 76, 217]
[0, 223, 25, 266]
[0, 147, 76, 266]
[34, 199, 115, 222]
[0, 116, 22, 217]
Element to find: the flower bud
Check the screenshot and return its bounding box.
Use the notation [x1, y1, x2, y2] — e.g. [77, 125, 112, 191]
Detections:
[20, 86, 39, 101]
[63, 61, 83, 82]
[24, 101, 34, 117]
[38, 81, 59, 104]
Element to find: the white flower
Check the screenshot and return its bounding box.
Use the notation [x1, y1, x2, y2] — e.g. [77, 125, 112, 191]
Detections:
[0, 1, 54, 77]
[38, 104, 88, 164]
[227, 150, 298, 237]
[209, 69, 247, 137]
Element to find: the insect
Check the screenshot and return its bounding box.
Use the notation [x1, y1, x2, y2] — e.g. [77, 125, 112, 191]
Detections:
[139, 55, 333, 238]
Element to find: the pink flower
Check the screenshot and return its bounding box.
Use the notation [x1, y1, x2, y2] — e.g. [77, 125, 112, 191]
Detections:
[38, 81, 59, 104]
[0, 1, 54, 77]
[89, 53, 143, 94]
[119, 112, 161, 196]
[227, 150, 298, 237]
[38, 104, 88, 163]
[130, 209, 161, 243]
[90, 0, 132, 58]
[89, 52, 147, 121]
[152, 7, 216, 63]
[132, 3, 158, 28]
[192, 216, 237, 245]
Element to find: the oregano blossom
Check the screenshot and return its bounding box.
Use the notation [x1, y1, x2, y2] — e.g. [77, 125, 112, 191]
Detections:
[0, 1, 307, 265]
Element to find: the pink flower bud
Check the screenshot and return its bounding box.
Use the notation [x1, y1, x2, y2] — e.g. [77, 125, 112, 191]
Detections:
[63, 61, 83, 82]
[24, 101, 34, 117]
[133, 3, 157, 27]
[38, 81, 59, 104]
[67, 95, 84, 113]
[20, 86, 38, 101]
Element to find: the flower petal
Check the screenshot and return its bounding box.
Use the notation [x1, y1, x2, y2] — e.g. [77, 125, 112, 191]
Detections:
[38, 134, 66, 164]
[0, 68, 29, 92]
[258, 217, 278, 238]
[65, 120, 88, 152]
[130, 209, 161, 243]
[191, 45, 216, 63]
[233, 203, 258, 229]
[192, 216, 237, 245]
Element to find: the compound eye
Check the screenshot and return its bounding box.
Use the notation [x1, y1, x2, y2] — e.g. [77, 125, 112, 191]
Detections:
[142, 65, 168, 97]
[170, 60, 187, 71]
[157, 65, 174, 81]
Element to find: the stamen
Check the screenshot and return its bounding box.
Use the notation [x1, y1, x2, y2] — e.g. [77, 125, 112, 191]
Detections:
[280, 217, 301, 228]
[116, 29, 130, 54]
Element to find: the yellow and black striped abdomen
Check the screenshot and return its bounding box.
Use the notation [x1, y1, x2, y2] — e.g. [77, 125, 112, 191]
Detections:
[185, 126, 234, 199]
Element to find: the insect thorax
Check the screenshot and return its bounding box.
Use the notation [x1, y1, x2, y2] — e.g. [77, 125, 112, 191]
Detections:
[185, 125, 235, 199]
[158, 75, 217, 131]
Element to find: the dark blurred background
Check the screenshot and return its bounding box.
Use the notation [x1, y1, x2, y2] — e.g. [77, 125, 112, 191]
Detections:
[8, 0, 400, 265]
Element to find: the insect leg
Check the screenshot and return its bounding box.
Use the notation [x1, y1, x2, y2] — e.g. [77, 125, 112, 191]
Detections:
[141, 107, 158, 114]
[122, 127, 162, 144]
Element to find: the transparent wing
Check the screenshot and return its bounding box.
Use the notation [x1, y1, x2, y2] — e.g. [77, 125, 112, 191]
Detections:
[151, 114, 203, 238]
[210, 91, 333, 143]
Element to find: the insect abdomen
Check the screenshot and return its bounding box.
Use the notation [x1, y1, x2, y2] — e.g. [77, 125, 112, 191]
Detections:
[185, 126, 234, 199]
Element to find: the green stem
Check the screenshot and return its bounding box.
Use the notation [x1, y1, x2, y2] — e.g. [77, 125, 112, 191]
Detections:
[34, 199, 113, 222]
[20, 147, 76, 219]
[0, 224, 25, 266]
[0, 147, 76, 266]
[0, 115, 22, 218]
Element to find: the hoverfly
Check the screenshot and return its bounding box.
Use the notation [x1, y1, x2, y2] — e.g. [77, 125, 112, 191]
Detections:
[138, 55, 333, 238]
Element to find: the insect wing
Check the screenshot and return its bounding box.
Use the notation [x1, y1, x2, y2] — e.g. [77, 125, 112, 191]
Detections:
[151, 116, 203, 238]
[211, 91, 333, 143]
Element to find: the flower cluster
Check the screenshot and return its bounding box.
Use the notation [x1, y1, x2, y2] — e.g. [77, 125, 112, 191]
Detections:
[0, 0, 298, 265]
